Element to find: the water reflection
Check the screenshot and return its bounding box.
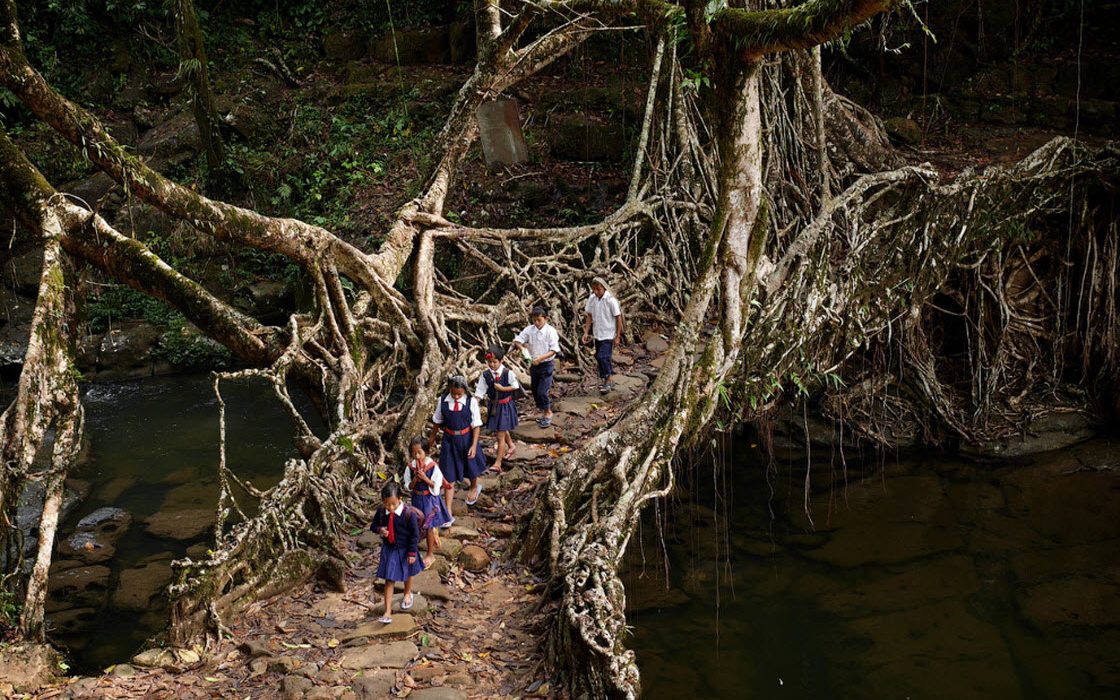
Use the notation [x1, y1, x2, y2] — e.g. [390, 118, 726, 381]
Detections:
[46, 375, 322, 672]
[626, 433, 1120, 699]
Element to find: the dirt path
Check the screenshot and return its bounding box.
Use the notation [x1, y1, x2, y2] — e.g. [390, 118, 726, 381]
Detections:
[30, 337, 667, 700]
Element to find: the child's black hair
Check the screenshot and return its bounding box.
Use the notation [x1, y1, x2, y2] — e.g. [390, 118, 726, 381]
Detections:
[380, 482, 402, 500]
[485, 344, 505, 361]
[531, 304, 549, 318]
[409, 435, 430, 453]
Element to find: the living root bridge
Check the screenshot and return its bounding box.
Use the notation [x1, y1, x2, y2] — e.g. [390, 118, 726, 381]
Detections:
[0, 0, 1115, 698]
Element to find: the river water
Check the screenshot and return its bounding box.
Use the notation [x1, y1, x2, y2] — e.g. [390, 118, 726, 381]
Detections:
[45, 375, 320, 672]
[625, 431, 1120, 699]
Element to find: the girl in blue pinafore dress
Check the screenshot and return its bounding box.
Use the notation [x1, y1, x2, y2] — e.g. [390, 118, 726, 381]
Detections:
[370, 482, 424, 623]
[474, 346, 520, 474]
[404, 436, 452, 566]
[429, 375, 488, 524]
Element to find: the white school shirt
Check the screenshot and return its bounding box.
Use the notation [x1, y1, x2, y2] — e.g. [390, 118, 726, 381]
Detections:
[514, 323, 560, 359]
[474, 364, 521, 401]
[585, 291, 622, 341]
[431, 393, 483, 427]
[404, 457, 444, 494]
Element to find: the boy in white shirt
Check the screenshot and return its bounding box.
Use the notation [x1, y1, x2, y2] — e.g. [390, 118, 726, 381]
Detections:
[582, 277, 623, 394]
[512, 305, 560, 427]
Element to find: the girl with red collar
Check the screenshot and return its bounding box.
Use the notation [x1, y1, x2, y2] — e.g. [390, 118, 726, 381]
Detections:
[370, 482, 424, 623]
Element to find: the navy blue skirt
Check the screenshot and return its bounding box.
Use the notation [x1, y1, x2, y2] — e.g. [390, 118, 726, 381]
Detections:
[376, 543, 424, 582]
[486, 399, 519, 432]
[412, 492, 452, 529]
[440, 432, 487, 483]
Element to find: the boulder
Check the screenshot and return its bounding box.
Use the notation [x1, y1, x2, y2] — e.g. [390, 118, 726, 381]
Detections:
[339, 640, 417, 670]
[58, 507, 132, 564]
[2, 248, 43, 295]
[136, 113, 201, 169]
[964, 410, 1099, 458]
[98, 321, 162, 371]
[369, 27, 450, 65]
[47, 564, 110, 609]
[356, 530, 380, 549]
[457, 544, 490, 572]
[643, 332, 669, 354]
[883, 116, 923, 145]
[0, 643, 64, 694]
[351, 670, 398, 700]
[439, 538, 463, 558]
[132, 647, 200, 671]
[113, 554, 174, 611]
[145, 508, 215, 541]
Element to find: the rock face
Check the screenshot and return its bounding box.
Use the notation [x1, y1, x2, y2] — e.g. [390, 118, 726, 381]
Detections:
[58, 507, 132, 564]
[883, 116, 923, 145]
[113, 554, 174, 611]
[145, 508, 215, 541]
[47, 564, 111, 611]
[964, 410, 1099, 458]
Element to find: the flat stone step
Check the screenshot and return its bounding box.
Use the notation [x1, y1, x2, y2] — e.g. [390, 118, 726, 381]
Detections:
[511, 423, 560, 444]
[339, 640, 418, 670]
[554, 396, 604, 416]
[341, 614, 418, 643]
[384, 568, 450, 600]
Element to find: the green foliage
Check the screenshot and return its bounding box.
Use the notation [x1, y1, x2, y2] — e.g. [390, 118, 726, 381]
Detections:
[156, 317, 233, 370]
[87, 285, 178, 333]
[0, 588, 20, 630]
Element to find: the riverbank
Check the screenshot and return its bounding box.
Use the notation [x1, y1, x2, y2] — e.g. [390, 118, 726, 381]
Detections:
[15, 335, 667, 699]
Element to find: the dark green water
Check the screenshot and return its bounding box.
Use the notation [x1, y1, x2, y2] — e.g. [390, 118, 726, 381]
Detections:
[48, 375, 321, 672]
[626, 434, 1120, 699]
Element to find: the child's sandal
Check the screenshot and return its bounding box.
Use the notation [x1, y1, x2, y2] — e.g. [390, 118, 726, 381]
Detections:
[378, 616, 393, 624]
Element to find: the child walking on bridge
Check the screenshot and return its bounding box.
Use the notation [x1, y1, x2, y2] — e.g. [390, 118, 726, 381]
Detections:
[475, 346, 520, 473]
[404, 436, 452, 567]
[513, 305, 560, 427]
[370, 482, 424, 624]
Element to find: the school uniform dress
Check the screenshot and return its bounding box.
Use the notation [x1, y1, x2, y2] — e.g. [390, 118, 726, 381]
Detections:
[475, 366, 520, 432]
[585, 291, 622, 380]
[371, 503, 425, 582]
[515, 323, 561, 410]
[405, 457, 453, 529]
[432, 393, 487, 483]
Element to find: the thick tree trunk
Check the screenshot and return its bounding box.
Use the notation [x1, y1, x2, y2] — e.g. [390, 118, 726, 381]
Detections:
[174, 0, 224, 172]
